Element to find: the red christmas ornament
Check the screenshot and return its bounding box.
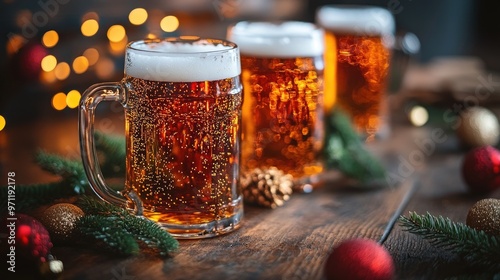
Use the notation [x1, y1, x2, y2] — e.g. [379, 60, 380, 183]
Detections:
[324, 238, 395, 280]
[462, 146, 500, 193]
[14, 214, 53, 262]
[12, 42, 47, 81]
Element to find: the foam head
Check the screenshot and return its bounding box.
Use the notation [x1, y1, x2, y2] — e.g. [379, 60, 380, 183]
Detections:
[316, 5, 395, 36]
[227, 21, 324, 58]
[125, 38, 241, 82]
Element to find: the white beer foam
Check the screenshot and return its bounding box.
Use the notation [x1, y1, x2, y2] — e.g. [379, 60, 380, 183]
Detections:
[228, 21, 324, 58]
[316, 5, 395, 36]
[125, 39, 241, 82]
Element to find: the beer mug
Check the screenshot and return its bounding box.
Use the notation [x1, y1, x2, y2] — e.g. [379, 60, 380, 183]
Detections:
[227, 21, 325, 181]
[316, 5, 395, 141]
[79, 38, 243, 239]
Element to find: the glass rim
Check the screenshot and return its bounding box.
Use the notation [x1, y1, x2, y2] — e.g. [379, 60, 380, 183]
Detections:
[127, 37, 238, 55]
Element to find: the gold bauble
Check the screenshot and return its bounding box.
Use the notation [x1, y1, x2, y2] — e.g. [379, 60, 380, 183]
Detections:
[466, 198, 500, 236]
[457, 107, 500, 147]
[41, 203, 84, 242]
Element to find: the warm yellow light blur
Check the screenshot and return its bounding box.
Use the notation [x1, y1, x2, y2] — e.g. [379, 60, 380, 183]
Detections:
[409, 105, 429, 127]
[146, 33, 157, 39]
[52, 92, 67, 110]
[42, 30, 59, 48]
[83, 48, 99, 66]
[66, 90, 81, 109]
[109, 36, 128, 56]
[160, 15, 179, 32]
[40, 70, 57, 84]
[107, 25, 126, 43]
[0, 115, 5, 131]
[41, 55, 57, 72]
[129, 8, 148, 25]
[81, 19, 99, 37]
[72, 56, 89, 74]
[54, 62, 70, 80]
[95, 57, 115, 79]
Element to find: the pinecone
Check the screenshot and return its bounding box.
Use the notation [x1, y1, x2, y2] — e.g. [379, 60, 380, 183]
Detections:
[241, 167, 294, 208]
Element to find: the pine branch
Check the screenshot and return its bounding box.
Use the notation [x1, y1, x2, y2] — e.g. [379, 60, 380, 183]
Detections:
[94, 131, 126, 177]
[76, 196, 179, 256]
[35, 151, 87, 188]
[399, 212, 500, 271]
[122, 215, 179, 256]
[0, 180, 84, 213]
[323, 109, 386, 185]
[76, 215, 140, 256]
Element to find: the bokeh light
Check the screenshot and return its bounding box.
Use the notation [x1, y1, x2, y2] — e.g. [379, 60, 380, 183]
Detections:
[81, 19, 99, 37]
[109, 36, 128, 56]
[72, 56, 89, 74]
[83, 48, 99, 66]
[42, 30, 59, 48]
[41, 55, 57, 72]
[95, 57, 115, 79]
[0, 115, 5, 131]
[160, 15, 179, 32]
[66, 90, 81, 109]
[6, 34, 25, 55]
[129, 8, 148, 25]
[52, 92, 67, 110]
[54, 62, 70, 80]
[107, 25, 126, 43]
[40, 70, 56, 84]
[409, 105, 429, 127]
[146, 33, 157, 39]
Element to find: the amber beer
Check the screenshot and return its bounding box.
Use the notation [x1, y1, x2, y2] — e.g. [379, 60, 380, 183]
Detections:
[124, 77, 242, 228]
[79, 38, 243, 238]
[317, 6, 395, 140]
[228, 22, 325, 179]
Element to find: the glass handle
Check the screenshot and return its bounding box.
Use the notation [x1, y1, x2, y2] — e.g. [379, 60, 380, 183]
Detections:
[78, 82, 137, 211]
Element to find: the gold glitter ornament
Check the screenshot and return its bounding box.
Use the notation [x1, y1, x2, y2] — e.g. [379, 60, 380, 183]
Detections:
[466, 198, 500, 236]
[41, 203, 84, 242]
[457, 107, 500, 148]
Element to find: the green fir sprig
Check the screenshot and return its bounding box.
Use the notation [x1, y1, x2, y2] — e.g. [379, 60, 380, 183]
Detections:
[399, 211, 500, 271]
[323, 109, 387, 185]
[76, 196, 179, 256]
[0, 132, 125, 212]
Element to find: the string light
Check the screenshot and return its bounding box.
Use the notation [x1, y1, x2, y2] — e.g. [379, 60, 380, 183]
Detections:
[81, 19, 99, 37]
[409, 105, 429, 127]
[160, 15, 179, 32]
[83, 48, 99, 66]
[52, 92, 67, 110]
[42, 30, 59, 48]
[107, 25, 126, 43]
[66, 90, 81, 109]
[0, 115, 5, 132]
[72, 56, 89, 74]
[129, 8, 148, 25]
[41, 55, 57, 72]
[40, 70, 57, 84]
[54, 62, 70, 80]
[95, 57, 115, 79]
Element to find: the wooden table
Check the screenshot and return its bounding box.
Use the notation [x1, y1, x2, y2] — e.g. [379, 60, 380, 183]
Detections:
[2, 110, 499, 279]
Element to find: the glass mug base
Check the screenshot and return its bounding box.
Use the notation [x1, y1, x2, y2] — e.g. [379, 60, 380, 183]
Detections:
[151, 207, 243, 239]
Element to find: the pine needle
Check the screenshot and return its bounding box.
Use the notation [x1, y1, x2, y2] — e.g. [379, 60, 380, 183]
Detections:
[76, 196, 179, 256]
[76, 215, 140, 256]
[323, 109, 387, 185]
[399, 212, 500, 271]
